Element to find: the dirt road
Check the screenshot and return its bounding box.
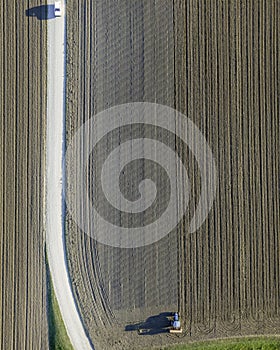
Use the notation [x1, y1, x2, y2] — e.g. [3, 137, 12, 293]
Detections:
[46, 1, 93, 349]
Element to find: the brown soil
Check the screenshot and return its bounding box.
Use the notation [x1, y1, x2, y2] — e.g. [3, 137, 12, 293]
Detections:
[0, 0, 48, 348]
[65, 1, 279, 349]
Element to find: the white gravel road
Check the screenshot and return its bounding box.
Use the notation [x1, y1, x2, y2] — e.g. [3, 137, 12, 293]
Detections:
[46, 2, 93, 349]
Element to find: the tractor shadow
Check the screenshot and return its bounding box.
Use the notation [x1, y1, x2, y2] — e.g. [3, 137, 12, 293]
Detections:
[125, 312, 172, 335]
[26, 5, 55, 20]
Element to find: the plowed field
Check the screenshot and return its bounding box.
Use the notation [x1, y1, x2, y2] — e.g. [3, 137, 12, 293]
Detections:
[65, 1, 279, 349]
[0, 1, 48, 348]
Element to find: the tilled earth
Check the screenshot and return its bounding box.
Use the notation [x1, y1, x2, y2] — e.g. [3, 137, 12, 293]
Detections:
[65, 1, 280, 349]
[0, 0, 48, 349]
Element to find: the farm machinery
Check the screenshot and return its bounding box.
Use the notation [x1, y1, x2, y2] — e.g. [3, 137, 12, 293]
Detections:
[169, 312, 183, 333]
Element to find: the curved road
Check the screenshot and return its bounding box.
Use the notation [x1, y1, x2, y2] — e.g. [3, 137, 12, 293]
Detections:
[46, 2, 93, 349]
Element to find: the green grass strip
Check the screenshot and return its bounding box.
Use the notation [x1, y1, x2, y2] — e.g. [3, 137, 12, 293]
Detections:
[159, 337, 280, 350]
[47, 262, 74, 350]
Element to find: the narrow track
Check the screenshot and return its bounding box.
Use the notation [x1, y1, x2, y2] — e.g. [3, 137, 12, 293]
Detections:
[45, 0, 93, 349]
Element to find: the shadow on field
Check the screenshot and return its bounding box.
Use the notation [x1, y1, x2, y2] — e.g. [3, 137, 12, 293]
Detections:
[125, 312, 172, 335]
[26, 5, 55, 20]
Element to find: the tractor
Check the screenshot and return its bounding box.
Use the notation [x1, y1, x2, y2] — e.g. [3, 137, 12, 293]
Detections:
[169, 312, 183, 333]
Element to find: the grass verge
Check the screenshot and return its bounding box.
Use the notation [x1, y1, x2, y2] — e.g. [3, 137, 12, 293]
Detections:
[157, 337, 280, 350]
[47, 260, 74, 350]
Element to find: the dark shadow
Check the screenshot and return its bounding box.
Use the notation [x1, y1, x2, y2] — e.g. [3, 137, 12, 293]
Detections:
[26, 5, 55, 20]
[125, 312, 172, 335]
